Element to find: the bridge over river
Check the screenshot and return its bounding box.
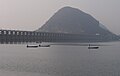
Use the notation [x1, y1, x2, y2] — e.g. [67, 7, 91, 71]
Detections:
[0, 29, 116, 44]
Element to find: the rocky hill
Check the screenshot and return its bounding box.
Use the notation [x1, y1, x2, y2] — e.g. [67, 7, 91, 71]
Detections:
[37, 7, 112, 35]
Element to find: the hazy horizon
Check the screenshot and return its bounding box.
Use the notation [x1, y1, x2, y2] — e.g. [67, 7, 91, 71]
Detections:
[0, 0, 120, 34]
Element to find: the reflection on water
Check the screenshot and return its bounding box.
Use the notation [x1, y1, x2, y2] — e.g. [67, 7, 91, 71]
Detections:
[0, 42, 120, 76]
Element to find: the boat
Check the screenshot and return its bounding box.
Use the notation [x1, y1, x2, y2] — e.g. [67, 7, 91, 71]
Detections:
[27, 45, 39, 48]
[88, 46, 99, 49]
[39, 45, 50, 47]
[88, 44, 99, 49]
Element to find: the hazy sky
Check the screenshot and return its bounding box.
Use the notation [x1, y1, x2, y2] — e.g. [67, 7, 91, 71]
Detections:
[0, 0, 120, 34]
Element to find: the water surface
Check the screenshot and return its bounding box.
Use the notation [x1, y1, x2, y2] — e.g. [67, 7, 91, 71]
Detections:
[0, 42, 120, 76]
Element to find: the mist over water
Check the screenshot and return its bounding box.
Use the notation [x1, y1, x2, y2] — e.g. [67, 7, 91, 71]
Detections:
[0, 42, 120, 76]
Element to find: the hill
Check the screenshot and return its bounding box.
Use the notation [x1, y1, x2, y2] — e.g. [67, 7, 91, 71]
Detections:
[36, 6, 119, 41]
[37, 7, 111, 35]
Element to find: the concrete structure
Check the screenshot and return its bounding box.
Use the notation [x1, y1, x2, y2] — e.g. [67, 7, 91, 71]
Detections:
[0, 29, 116, 44]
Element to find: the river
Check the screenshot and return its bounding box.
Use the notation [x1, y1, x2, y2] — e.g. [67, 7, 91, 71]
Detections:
[0, 42, 120, 76]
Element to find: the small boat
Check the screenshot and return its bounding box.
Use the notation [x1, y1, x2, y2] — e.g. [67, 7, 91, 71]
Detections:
[88, 44, 99, 49]
[88, 46, 99, 49]
[39, 45, 50, 47]
[27, 45, 38, 48]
